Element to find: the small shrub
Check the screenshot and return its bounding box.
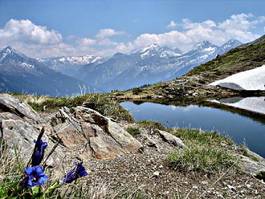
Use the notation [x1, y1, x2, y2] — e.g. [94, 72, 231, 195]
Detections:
[168, 145, 237, 173]
[127, 127, 141, 136]
[137, 120, 166, 131]
[132, 88, 142, 95]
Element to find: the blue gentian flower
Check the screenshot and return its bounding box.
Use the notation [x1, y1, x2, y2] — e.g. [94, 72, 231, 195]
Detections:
[23, 166, 48, 188]
[63, 162, 88, 184]
[31, 139, 48, 166]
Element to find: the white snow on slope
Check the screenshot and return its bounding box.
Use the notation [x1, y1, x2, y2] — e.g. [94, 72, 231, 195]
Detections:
[210, 97, 265, 115]
[209, 65, 265, 90]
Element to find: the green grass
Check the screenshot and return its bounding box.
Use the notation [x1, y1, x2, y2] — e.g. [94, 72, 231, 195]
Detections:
[167, 129, 237, 173]
[136, 120, 166, 131]
[127, 127, 141, 136]
[168, 145, 237, 173]
[171, 128, 233, 147]
[16, 93, 134, 122]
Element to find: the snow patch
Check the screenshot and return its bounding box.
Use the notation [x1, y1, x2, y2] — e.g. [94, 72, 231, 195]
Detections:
[209, 65, 265, 91]
[20, 62, 35, 69]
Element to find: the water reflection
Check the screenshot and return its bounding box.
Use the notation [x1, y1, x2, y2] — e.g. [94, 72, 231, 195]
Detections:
[121, 100, 265, 157]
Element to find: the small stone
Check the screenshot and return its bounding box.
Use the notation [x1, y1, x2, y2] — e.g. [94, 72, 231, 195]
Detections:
[193, 185, 198, 189]
[227, 185, 236, 192]
[153, 171, 160, 177]
[246, 184, 251, 189]
[201, 180, 208, 185]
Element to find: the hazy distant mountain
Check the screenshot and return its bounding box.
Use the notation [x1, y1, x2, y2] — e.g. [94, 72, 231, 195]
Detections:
[38, 55, 103, 78]
[78, 40, 242, 91]
[218, 39, 243, 55]
[0, 46, 87, 96]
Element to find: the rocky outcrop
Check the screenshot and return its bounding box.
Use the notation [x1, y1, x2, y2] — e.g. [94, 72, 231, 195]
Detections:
[154, 129, 186, 148]
[2, 95, 176, 163]
[0, 94, 42, 123]
[239, 148, 265, 177]
[50, 106, 143, 159]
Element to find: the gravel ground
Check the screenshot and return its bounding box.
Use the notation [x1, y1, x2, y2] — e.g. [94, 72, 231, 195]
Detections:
[82, 151, 265, 199]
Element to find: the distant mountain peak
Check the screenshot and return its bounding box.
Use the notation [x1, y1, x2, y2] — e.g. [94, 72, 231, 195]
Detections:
[219, 39, 242, 54]
[2, 46, 14, 53]
[0, 46, 22, 62]
[139, 43, 182, 58]
[1, 46, 15, 57]
[194, 41, 215, 49]
[0, 46, 26, 58]
[222, 39, 242, 47]
[140, 43, 160, 54]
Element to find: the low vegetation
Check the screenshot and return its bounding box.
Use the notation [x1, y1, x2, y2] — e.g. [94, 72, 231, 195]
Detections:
[15, 93, 134, 122]
[136, 120, 167, 131]
[131, 87, 143, 95]
[126, 127, 141, 136]
[168, 144, 237, 173]
[167, 129, 237, 173]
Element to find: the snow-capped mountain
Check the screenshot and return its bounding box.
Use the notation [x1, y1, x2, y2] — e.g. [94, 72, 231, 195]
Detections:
[0, 46, 36, 71]
[39, 55, 103, 78]
[139, 43, 182, 59]
[0, 46, 87, 96]
[218, 39, 242, 55]
[0, 39, 241, 94]
[78, 40, 241, 91]
[39, 55, 102, 66]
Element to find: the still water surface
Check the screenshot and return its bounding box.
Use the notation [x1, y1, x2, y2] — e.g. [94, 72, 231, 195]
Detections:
[121, 101, 265, 157]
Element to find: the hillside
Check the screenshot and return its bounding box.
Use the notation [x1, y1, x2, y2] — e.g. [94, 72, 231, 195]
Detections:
[115, 35, 265, 101]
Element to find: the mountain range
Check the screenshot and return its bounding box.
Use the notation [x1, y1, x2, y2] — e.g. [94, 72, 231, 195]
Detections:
[0, 39, 241, 95]
[77, 39, 241, 91]
[0, 46, 86, 96]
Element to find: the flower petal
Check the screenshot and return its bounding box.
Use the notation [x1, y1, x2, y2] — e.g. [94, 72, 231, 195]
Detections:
[24, 167, 33, 175]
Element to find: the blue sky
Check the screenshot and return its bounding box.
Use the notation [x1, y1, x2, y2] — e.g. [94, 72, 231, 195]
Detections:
[0, 0, 265, 57]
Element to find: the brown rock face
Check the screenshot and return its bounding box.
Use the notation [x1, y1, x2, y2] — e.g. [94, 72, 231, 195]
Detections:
[50, 106, 143, 160]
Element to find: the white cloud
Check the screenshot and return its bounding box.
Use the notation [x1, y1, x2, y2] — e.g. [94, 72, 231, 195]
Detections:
[96, 28, 124, 39]
[167, 20, 177, 29]
[129, 13, 265, 52]
[0, 19, 62, 45]
[0, 14, 265, 58]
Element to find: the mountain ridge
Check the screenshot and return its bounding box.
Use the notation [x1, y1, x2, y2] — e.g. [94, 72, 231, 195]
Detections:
[78, 39, 241, 91]
[0, 47, 89, 96]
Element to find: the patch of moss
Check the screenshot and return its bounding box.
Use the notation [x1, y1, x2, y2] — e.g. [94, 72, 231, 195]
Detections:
[127, 127, 141, 136]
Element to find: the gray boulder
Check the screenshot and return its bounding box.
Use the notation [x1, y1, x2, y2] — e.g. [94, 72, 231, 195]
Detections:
[0, 94, 41, 123]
